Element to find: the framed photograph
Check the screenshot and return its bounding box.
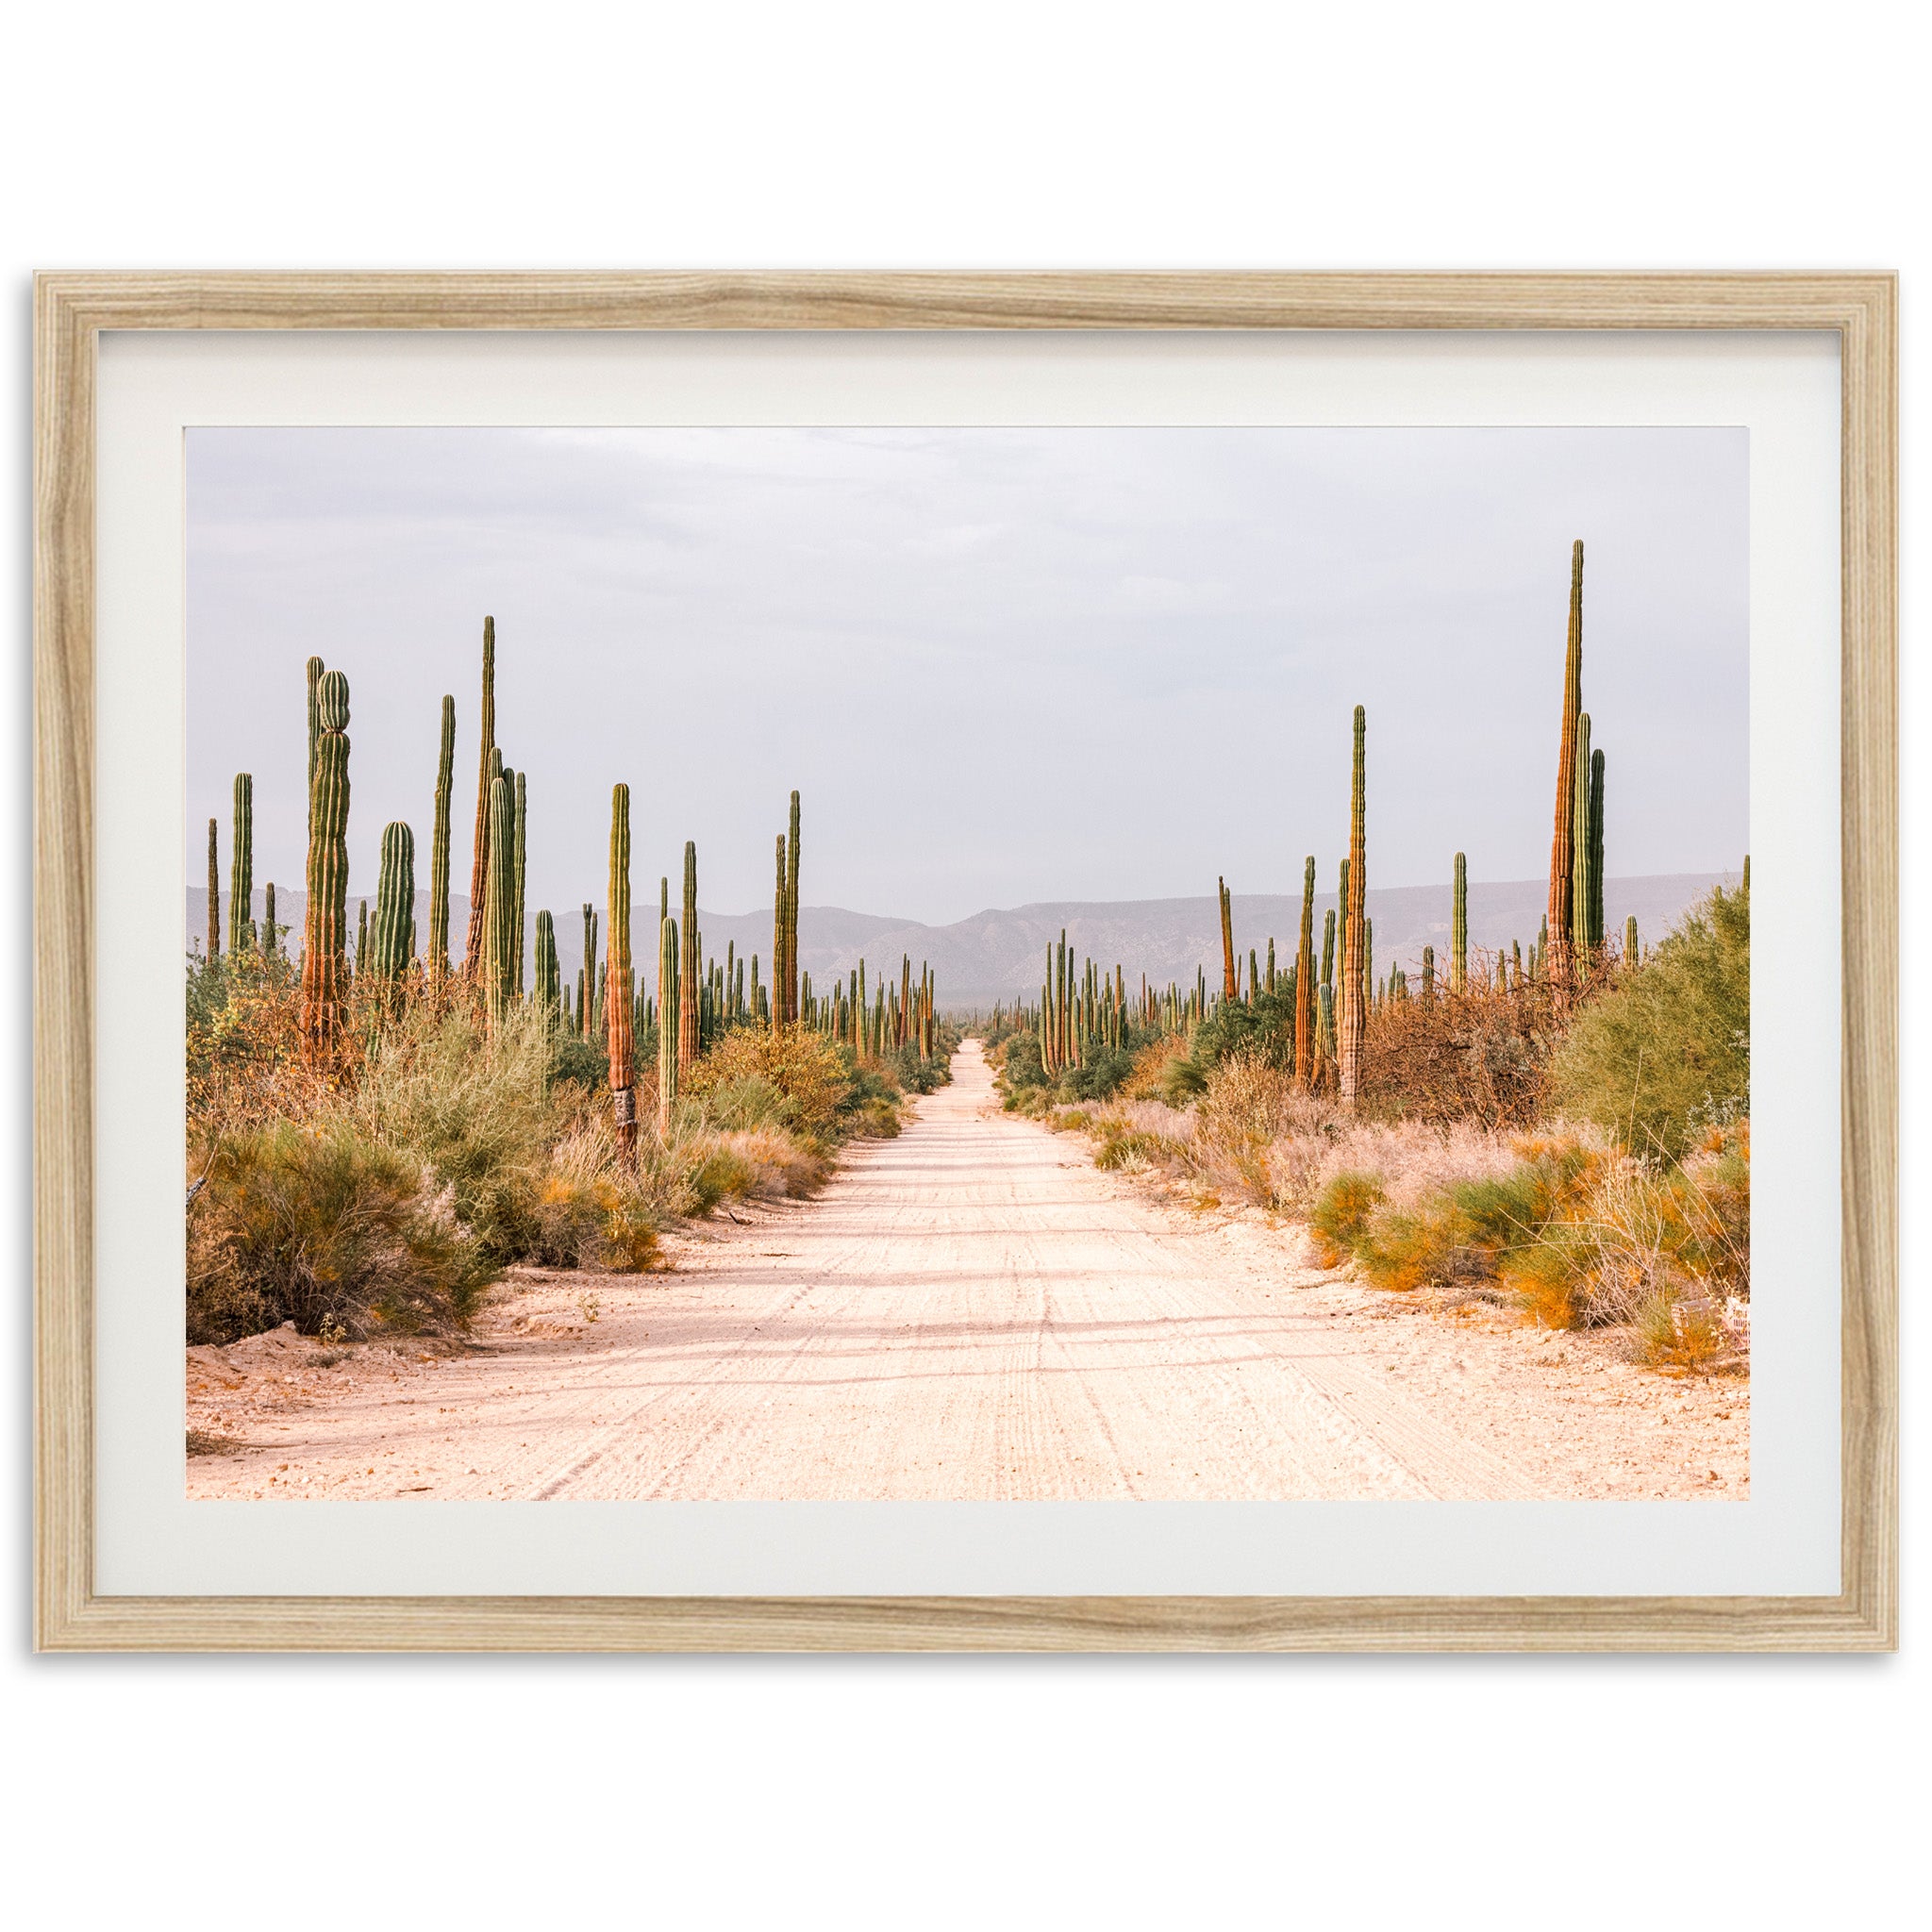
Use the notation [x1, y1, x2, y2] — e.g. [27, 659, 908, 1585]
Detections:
[34, 273, 1895, 1651]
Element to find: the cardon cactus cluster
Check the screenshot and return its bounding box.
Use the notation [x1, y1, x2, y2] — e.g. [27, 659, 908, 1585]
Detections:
[301, 668, 352, 1064]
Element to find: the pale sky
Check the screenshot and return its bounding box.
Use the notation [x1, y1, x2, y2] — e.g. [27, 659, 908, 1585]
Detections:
[187, 426, 1748, 928]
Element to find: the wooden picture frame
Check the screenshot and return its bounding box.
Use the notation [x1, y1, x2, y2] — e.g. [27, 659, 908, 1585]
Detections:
[34, 272, 1897, 1652]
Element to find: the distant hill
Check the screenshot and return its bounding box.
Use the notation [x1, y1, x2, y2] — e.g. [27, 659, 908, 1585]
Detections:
[190, 873, 1732, 1009]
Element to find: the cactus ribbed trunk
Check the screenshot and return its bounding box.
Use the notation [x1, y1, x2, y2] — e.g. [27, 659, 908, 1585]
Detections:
[678, 841, 700, 1074]
[371, 822, 415, 991]
[462, 616, 496, 977]
[205, 819, 220, 960]
[658, 913, 679, 1132]
[262, 881, 276, 958]
[428, 693, 455, 987]
[1588, 746, 1606, 955]
[481, 774, 516, 1021]
[1570, 711, 1593, 966]
[534, 909, 559, 1017]
[1218, 878, 1236, 1003]
[512, 770, 528, 998]
[305, 656, 325, 838]
[229, 774, 254, 954]
[607, 785, 637, 1167]
[1294, 856, 1316, 1085]
[1546, 541, 1584, 998]
[1451, 851, 1468, 992]
[1624, 913, 1639, 971]
[1339, 705, 1367, 1108]
[772, 835, 788, 1031]
[301, 671, 352, 1065]
[785, 791, 801, 1026]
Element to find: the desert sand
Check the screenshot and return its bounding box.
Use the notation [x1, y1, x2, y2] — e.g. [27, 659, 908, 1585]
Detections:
[187, 1041, 1747, 1500]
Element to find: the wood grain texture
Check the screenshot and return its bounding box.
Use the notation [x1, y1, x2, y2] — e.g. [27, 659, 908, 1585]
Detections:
[32, 273, 1898, 1653]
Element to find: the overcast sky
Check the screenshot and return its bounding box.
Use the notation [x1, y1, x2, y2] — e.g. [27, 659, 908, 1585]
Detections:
[187, 426, 1747, 928]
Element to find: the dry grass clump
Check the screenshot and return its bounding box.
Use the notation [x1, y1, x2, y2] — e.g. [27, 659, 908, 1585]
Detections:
[1121, 1036, 1191, 1101]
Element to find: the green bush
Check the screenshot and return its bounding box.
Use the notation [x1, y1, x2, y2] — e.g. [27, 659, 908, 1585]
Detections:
[1309, 1170, 1385, 1266]
[1548, 878, 1749, 1161]
[188, 1120, 497, 1343]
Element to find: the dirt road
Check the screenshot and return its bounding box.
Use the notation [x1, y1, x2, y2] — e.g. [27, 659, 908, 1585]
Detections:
[188, 1041, 1747, 1500]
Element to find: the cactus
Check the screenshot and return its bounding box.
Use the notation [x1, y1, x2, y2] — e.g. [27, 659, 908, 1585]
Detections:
[1451, 851, 1468, 992]
[205, 819, 220, 959]
[428, 693, 455, 985]
[607, 785, 637, 1165]
[534, 909, 559, 1016]
[301, 669, 352, 1064]
[1339, 705, 1366, 1107]
[679, 841, 700, 1074]
[305, 656, 325, 837]
[1588, 746, 1606, 953]
[229, 774, 254, 954]
[481, 774, 516, 1019]
[1218, 876, 1236, 1002]
[772, 834, 788, 1030]
[1321, 906, 1336, 991]
[1422, 943, 1436, 1003]
[371, 822, 416, 986]
[354, 899, 368, 982]
[1625, 913, 1639, 971]
[785, 791, 802, 1026]
[1569, 711, 1593, 963]
[1294, 856, 1316, 1085]
[512, 769, 528, 997]
[578, 904, 595, 1034]
[1546, 541, 1585, 994]
[262, 882, 276, 958]
[462, 616, 496, 977]
[1318, 980, 1336, 1064]
[658, 912, 679, 1130]
[1363, 914, 1374, 1017]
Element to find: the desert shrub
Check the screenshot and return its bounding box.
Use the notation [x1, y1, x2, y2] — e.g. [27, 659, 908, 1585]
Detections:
[1548, 877, 1749, 1161]
[1361, 974, 1563, 1128]
[1092, 1125, 1173, 1171]
[1309, 1171, 1386, 1266]
[700, 1073, 791, 1132]
[684, 1026, 874, 1139]
[997, 1029, 1048, 1092]
[1122, 1037, 1189, 1101]
[546, 1026, 609, 1091]
[1190, 1050, 1307, 1204]
[187, 1119, 496, 1343]
[1352, 1195, 1472, 1292]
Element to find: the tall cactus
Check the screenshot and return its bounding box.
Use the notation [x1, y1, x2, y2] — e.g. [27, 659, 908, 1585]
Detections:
[1570, 711, 1593, 964]
[1294, 855, 1316, 1085]
[534, 909, 560, 1017]
[1422, 944, 1436, 1003]
[1587, 745, 1606, 953]
[785, 791, 802, 1027]
[1321, 907, 1336, 993]
[658, 912, 679, 1131]
[1546, 541, 1585, 996]
[262, 881, 276, 959]
[229, 774, 254, 954]
[481, 774, 516, 1019]
[305, 656, 325, 837]
[205, 819, 220, 960]
[512, 769, 528, 997]
[354, 899, 368, 983]
[580, 904, 595, 1034]
[1217, 877, 1236, 1003]
[462, 616, 496, 977]
[607, 784, 637, 1166]
[1624, 913, 1639, 970]
[301, 670, 351, 1065]
[428, 693, 455, 986]
[1339, 705, 1367, 1107]
[371, 821, 416, 987]
[678, 841, 700, 1074]
[1451, 850, 1468, 992]
[772, 834, 788, 1031]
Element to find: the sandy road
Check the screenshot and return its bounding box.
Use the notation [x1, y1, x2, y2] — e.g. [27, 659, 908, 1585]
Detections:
[188, 1041, 1747, 1501]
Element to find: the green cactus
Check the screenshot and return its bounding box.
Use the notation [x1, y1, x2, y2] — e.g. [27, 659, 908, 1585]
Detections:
[1451, 851, 1468, 992]
[305, 656, 325, 838]
[786, 791, 802, 1026]
[462, 616, 496, 977]
[658, 912, 680, 1131]
[1218, 876, 1236, 1002]
[608, 784, 637, 1163]
[512, 769, 528, 997]
[371, 821, 416, 987]
[1588, 746, 1606, 953]
[1422, 943, 1436, 1003]
[772, 834, 788, 1031]
[679, 841, 700, 1074]
[262, 881, 276, 958]
[1625, 913, 1639, 971]
[354, 899, 368, 982]
[428, 694, 455, 985]
[481, 774, 516, 1019]
[301, 669, 352, 1064]
[1295, 856, 1316, 1085]
[1570, 711, 1593, 963]
[534, 910, 559, 1017]
[205, 818, 220, 960]
[1339, 705, 1367, 1106]
[229, 774, 254, 954]
[1321, 907, 1336, 991]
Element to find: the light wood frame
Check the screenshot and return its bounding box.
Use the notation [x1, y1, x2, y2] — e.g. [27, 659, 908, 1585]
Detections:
[34, 273, 1897, 1652]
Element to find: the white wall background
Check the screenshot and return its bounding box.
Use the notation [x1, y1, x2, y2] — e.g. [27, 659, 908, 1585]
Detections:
[4, 4, 1921, 1927]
